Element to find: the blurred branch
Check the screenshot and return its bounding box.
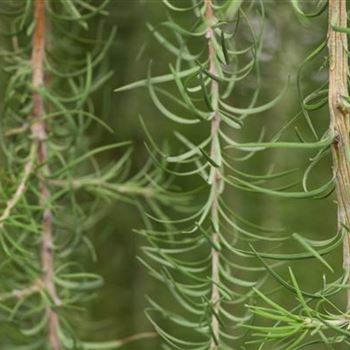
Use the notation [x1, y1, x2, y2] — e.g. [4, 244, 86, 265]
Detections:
[0, 145, 35, 228]
[81, 332, 158, 349]
[49, 178, 155, 198]
[0, 280, 43, 303]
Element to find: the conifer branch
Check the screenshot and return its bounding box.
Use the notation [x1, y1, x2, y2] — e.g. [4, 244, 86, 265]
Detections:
[0, 0, 164, 348]
[328, 0, 350, 310]
[49, 178, 156, 198]
[205, 0, 222, 348]
[31, 1, 60, 348]
[115, 1, 282, 347]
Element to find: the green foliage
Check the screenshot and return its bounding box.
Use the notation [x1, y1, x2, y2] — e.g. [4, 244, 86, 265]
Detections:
[1, 0, 349, 349]
[242, 1, 350, 349]
[116, 0, 307, 348]
[116, 0, 350, 349]
[0, 1, 161, 348]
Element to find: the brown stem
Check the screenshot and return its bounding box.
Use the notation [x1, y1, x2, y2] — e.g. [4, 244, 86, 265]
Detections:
[205, 0, 222, 348]
[328, 0, 350, 310]
[31, 1, 61, 349]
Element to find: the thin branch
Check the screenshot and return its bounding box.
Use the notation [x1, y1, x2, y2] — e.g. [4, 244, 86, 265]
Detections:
[114, 332, 157, 346]
[31, 0, 61, 349]
[205, 1, 222, 348]
[0, 280, 43, 303]
[328, 0, 350, 310]
[0, 145, 35, 227]
[49, 178, 156, 197]
[4, 122, 29, 137]
[82, 332, 158, 348]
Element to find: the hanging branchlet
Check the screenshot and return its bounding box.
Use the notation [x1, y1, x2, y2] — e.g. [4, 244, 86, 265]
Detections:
[31, 1, 60, 348]
[237, 0, 350, 349]
[204, 1, 223, 348]
[115, 0, 299, 348]
[0, 0, 164, 348]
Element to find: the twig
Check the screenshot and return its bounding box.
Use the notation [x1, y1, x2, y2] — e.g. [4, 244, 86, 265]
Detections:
[328, 0, 350, 310]
[0, 145, 36, 228]
[84, 332, 158, 348]
[114, 332, 157, 346]
[49, 178, 155, 197]
[0, 280, 43, 303]
[205, 1, 222, 348]
[31, 0, 61, 349]
[4, 123, 29, 137]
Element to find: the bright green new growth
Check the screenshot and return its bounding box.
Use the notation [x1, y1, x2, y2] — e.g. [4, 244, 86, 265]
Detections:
[0, 1, 160, 349]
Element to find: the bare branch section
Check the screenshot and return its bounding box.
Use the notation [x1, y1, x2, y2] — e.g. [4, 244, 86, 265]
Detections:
[205, 0, 222, 348]
[328, 0, 350, 310]
[31, 0, 60, 349]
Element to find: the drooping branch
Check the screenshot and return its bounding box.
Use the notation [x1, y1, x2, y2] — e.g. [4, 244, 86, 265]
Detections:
[205, 0, 222, 348]
[31, 0, 61, 349]
[328, 0, 350, 310]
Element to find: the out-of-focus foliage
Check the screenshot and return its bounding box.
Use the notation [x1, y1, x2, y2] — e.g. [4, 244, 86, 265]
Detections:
[0, 0, 164, 349]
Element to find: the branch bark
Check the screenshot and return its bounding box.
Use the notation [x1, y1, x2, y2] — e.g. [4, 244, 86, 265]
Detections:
[205, 1, 222, 348]
[31, 0, 61, 348]
[328, 0, 350, 310]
